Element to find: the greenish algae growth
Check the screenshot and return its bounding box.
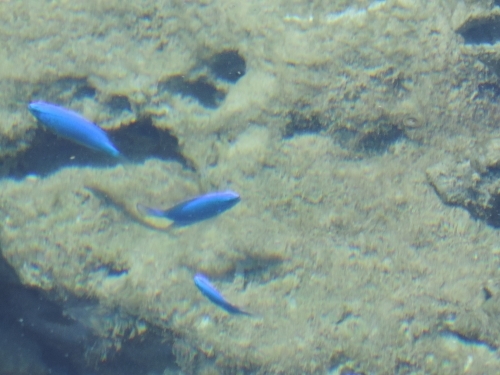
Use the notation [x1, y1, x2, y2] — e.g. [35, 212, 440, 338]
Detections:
[3, 0, 500, 374]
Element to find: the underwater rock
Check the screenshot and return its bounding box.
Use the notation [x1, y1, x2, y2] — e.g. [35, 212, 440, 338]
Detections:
[443, 308, 500, 350]
[4, 0, 500, 374]
[426, 138, 500, 227]
[0, 0, 469, 172]
[426, 159, 478, 207]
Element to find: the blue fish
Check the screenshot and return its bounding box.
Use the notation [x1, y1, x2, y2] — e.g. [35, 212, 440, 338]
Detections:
[137, 190, 240, 226]
[28, 101, 120, 158]
[194, 273, 250, 315]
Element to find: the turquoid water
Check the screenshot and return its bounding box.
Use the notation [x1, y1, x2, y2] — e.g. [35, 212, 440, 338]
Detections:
[1, 1, 500, 374]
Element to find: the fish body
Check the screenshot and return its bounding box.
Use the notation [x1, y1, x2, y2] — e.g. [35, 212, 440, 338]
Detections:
[194, 273, 250, 315]
[28, 101, 120, 157]
[137, 190, 240, 226]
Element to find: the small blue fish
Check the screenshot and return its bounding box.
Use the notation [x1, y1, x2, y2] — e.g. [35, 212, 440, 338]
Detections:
[194, 273, 250, 315]
[137, 190, 240, 226]
[28, 101, 120, 157]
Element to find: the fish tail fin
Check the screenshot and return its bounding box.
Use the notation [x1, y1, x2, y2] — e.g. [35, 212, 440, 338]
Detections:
[238, 309, 253, 317]
[227, 303, 254, 317]
[136, 203, 165, 217]
[136, 204, 175, 231]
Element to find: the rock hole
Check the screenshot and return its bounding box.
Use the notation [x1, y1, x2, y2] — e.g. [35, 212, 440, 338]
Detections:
[32, 77, 96, 101]
[485, 193, 500, 227]
[327, 353, 348, 374]
[7, 127, 118, 177]
[457, 14, 500, 45]
[475, 82, 500, 101]
[106, 95, 132, 113]
[238, 256, 284, 288]
[355, 125, 404, 154]
[159, 76, 226, 109]
[74, 85, 97, 99]
[283, 111, 327, 138]
[441, 330, 494, 350]
[483, 287, 493, 301]
[8, 117, 190, 178]
[210, 50, 246, 83]
[92, 263, 129, 277]
[112, 117, 191, 167]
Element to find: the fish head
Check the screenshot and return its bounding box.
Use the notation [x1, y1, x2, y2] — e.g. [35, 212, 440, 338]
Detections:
[194, 273, 210, 288]
[28, 101, 46, 116]
[216, 190, 240, 203]
[28, 101, 60, 123]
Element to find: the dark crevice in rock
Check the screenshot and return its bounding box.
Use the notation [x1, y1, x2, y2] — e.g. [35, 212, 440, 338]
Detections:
[74, 84, 97, 99]
[484, 193, 500, 227]
[91, 263, 129, 277]
[355, 125, 404, 154]
[157, 49, 244, 109]
[283, 110, 328, 138]
[0, 258, 89, 374]
[106, 95, 132, 113]
[32, 77, 97, 101]
[209, 50, 246, 83]
[283, 107, 405, 155]
[480, 165, 500, 180]
[195, 256, 285, 291]
[159, 76, 226, 109]
[483, 287, 493, 301]
[333, 122, 405, 155]
[426, 151, 500, 228]
[441, 330, 496, 350]
[239, 257, 284, 289]
[457, 14, 500, 45]
[7, 117, 190, 178]
[476, 81, 500, 100]
[0, 255, 179, 375]
[326, 354, 349, 374]
[7, 127, 118, 177]
[112, 117, 190, 166]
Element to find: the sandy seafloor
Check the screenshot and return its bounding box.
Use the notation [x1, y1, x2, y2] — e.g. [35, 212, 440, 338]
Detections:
[3, 0, 500, 374]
